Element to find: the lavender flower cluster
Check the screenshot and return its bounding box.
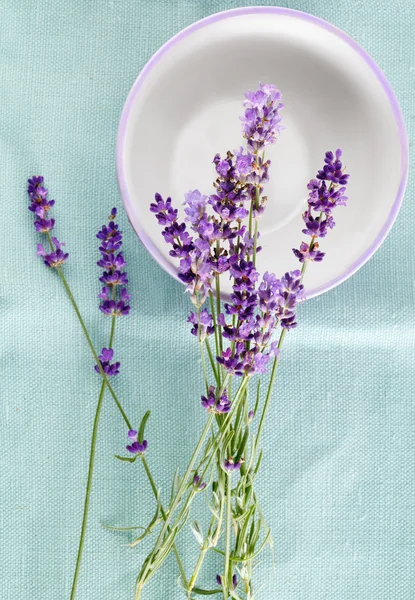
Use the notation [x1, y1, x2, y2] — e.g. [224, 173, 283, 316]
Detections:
[293, 150, 349, 263]
[151, 83, 303, 379]
[97, 208, 131, 317]
[27, 176, 69, 268]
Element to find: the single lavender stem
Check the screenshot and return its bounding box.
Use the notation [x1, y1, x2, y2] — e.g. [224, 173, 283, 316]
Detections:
[254, 328, 286, 454]
[205, 339, 219, 385]
[253, 220, 259, 267]
[197, 307, 209, 393]
[223, 472, 233, 599]
[69, 315, 117, 600]
[187, 545, 208, 598]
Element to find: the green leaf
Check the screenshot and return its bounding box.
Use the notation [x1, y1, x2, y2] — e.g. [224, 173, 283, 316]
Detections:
[192, 588, 223, 596]
[253, 380, 261, 417]
[190, 520, 204, 546]
[102, 524, 146, 531]
[114, 454, 137, 463]
[138, 410, 151, 443]
[235, 504, 255, 555]
[130, 490, 162, 547]
[234, 428, 249, 464]
[253, 450, 263, 475]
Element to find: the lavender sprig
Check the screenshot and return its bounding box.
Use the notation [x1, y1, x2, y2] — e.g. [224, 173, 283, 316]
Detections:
[293, 150, 349, 269]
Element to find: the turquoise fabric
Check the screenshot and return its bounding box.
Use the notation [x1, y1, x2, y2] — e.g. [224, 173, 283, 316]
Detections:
[1, 1, 414, 599]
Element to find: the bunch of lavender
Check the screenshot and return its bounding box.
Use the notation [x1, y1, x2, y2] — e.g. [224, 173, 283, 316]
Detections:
[132, 83, 350, 600]
[27, 83, 349, 600]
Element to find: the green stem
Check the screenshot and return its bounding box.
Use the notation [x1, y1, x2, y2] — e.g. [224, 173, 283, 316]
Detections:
[54, 264, 132, 430]
[200, 342, 209, 393]
[69, 315, 117, 600]
[205, 339, 219, 385]
[253, 220, 259, 267]
[187, 545, 208, 597]
[255, 329, 286, 453]
[70, 378, 106, 599]
[223, 473, 232, 598]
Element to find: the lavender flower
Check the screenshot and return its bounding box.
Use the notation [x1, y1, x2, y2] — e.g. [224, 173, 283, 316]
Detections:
[193, 474, 207, 491]
[201, 386, 231, 414]
[187, 310, 214, 341]
[241, 83, 284, 152]
[215, 574, 237, 590]
[28, 177, 68, 267]
[94, 348, 120, 377]
[97, 208, 130, 316]
[317, 149, 349, 185]
[293, 149, 349, 264]
[223, 456, 243, 472]
[36, 238, 69, 268]
[293, 241, 325, 263]
[126, 430, 148, 455]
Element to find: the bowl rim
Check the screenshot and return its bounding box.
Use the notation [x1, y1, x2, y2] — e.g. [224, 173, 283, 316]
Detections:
[116, 6, 409, 299]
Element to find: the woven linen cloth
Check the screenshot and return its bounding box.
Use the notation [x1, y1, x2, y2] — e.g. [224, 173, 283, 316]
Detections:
[1, 1, 414, 599]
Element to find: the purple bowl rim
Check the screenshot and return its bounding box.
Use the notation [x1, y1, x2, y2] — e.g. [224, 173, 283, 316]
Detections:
[116, 6, 409, 300]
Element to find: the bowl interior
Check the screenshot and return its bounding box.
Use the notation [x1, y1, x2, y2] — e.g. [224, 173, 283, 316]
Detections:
[119, 10, 406, 298]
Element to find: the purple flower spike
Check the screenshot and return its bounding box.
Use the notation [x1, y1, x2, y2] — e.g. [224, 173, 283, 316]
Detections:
[241, 83, 284, 152]
[94, 347, 120, 377]
[28, 177, 68, 268]
[232, 575, 238, 590]
[216, 575, 222, 587]
[97, 209, 130, 316]
[317, 149, 349, 185]
[293, 150, 349, 266]
[34, 217, 55, 233]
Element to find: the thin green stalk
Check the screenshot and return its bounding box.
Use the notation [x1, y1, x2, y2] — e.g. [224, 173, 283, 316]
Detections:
[54, 264, 132, 430]
[253, 220, 259, 267]
[187, 545, 208, 597]
[254, 329, 286, 453]
[205, 339, 219, 385]
[223, 473, 232, 598]
[215, 282, 223, 359]
[69, 315, 117, 600]
[70, 379, 106, 599]
[200, 343, 209, 394]
[209, 292, 221, 386]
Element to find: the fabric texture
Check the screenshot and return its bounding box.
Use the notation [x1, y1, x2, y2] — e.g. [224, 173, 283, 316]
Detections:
[1, 1, 414, 599]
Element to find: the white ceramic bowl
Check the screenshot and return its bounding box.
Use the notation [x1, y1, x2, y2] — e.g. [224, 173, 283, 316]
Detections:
[117, 7, 408, 299]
